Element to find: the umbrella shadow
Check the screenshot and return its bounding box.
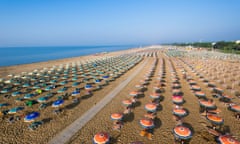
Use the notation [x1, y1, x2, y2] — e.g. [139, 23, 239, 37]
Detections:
[110, 133, 121, 144]
[42, 117, 52, 124]
[137, 94, 145, 99]
[123, 112, 135, 123]
[221, 125, 231, 134]
[81, 93, 93, 99]
[154, 117, 162, 129]
[133, 101, 141, 108]
[65, 101, 80, 110]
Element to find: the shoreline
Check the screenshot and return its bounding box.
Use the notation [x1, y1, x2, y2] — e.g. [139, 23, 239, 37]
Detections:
[0, 46, 145, 78]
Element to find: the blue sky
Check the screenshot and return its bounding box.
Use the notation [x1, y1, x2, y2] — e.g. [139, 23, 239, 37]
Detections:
[0, 0, 239, 46]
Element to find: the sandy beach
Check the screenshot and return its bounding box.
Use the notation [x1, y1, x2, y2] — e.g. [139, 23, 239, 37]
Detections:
[0, 46, 240, 144]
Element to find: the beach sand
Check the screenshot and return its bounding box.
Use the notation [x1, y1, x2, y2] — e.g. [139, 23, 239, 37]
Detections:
[0, 47, 240, 144]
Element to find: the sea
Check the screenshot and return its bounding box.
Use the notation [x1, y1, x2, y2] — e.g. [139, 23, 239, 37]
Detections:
[0, 45, 139, 67]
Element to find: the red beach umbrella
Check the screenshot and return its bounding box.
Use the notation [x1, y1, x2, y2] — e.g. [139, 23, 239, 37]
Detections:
[93, 132, 110, 144]
[218, 135, 240, 144]
[173, 125, 192, 140]
[111, 113, 123, 121]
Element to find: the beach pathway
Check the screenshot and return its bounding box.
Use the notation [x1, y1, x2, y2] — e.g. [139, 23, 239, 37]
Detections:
[48, 58, 148, 144]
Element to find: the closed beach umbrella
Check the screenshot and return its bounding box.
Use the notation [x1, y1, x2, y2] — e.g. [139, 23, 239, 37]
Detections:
[173, 108, 187, 117]
[218, 135, 240, 144]
[52, 99, 64, 107]
[173, 125, 192, 140]
[24, 112, 40, 122]
[145, 103, 157, 112]
[206, 114, 224, 125]
[111, 113, 123, 121]
[122, 100, 132, 106]
[93, 132, 110, 144]
[139, 118, 154, 129]
[8, 106, 24, 114]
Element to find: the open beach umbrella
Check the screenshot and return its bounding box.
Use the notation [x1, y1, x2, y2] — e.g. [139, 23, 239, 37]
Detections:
[195, 91, 206, 97]
[57, 87, 67, 93]
[135, 84, 143, 89]
[22, 83, 30, 88]
[172, 95, 184, 104]
[11, 91, 22, 97]
[50, 79, 57, 84]
[206, 114, 224, 125]
[214, 87, 223, 94]
[72, 82, 80, 87]
[139, 118, 154, 129]
[72, 90, 80, 96]
[52, 99, 64, 107]
[145, 103, 157, 112]
[59, 80, 68, 85]
[94, 79, 101, 84]
[8, 106, 24, 114]
[150, 92, 160, 99]
[24, 112, 40, 122]
[173, 108, 188, 117]
[111, 113, 123, 121]
[191, 85, 201, 91]
[85, 84, 93, 90]
[173, 125, 192, 140]
[102, 75, 109, 80]
[129, 91, 139, 97]
[229, 104, 240, 113]
[45, 86, 54, 91]
[24, 93, 35, 99]
[122, 100, 132, 106]
[217, 135, 240, 144]
[1, 88, 11, 93]
[199, 99, 216, 109]
[93, 132, 110, 144]
[188, 80, 196, 85]
[37, 96, 48, 103]
[0, 103, 9, 108]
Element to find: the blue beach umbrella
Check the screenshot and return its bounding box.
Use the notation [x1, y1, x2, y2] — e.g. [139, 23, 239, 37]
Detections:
[94, 79, 101, 84]
[24, 112, 40, 122]
[72, 91, 80, 96]
[85, 84, 92, 90]
[52, 99, 64, 107]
